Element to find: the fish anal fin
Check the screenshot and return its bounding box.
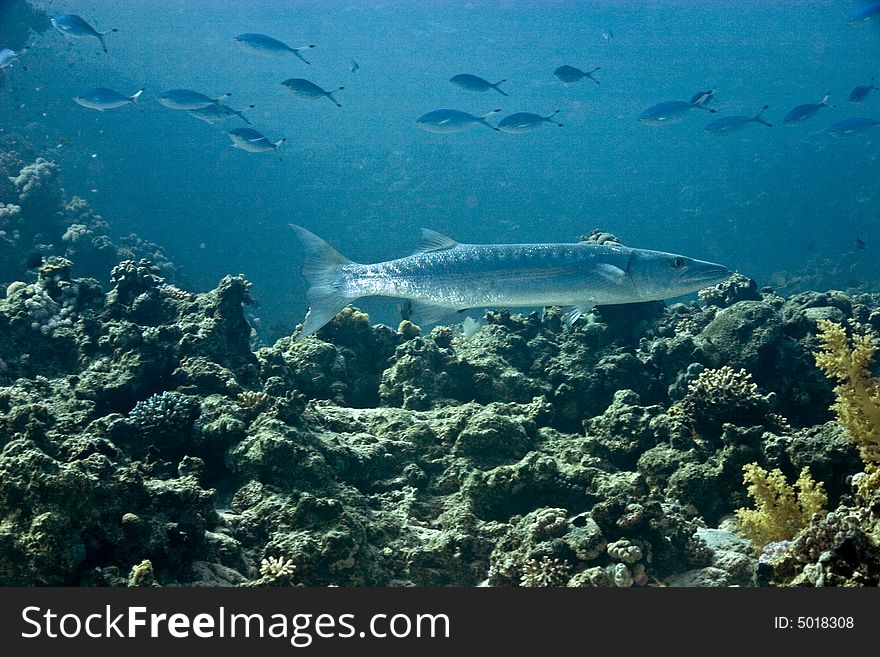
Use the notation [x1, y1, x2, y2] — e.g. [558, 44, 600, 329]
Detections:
[415, 228, 459, 254]
[412, 300, 460, 325]
[564, 302, 594, 328]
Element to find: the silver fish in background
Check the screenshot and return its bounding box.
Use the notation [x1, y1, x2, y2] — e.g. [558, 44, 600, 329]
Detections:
[449, 73, 509, 96]
[828, 117, 880, 137]
[553, 64, 601, 84]
[416, 108, 501, 133]
[689, 88, 716, 108]
[281, 78, 344, 107]
[290, 225, 730, 339]
[228, 127, 285, 153]
[51, 13, 117, 53]
[234, 33, 315, 65]
[74, 87, 144, 111]
[848, 2, 880, 25]
[159, 89, 231, 110]
[704, 105, 772, 135]
[849, 78, 879, 103]
[0, 48, 23, 70]
[640, 98, 716, 125]
[188, 103, 254, 125]
[497, 110, 563, 133]
[782, 92, 831, 124]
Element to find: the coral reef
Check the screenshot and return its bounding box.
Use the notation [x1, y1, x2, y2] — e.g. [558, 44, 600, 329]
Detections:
[735, 464, 827, 548]
[2, 192, 879, 587]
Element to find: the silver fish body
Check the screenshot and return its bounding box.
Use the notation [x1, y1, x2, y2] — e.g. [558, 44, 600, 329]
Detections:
[449, 73, 508, 95]
[159, 89, 230, 110]
[228, 127, 285, 152]
[282, 78, 344, 106]
[0, 48, 19, 70]
[290, 225, 730, 339]
[51, 13, 116, 53]
[188, 103, 253, 124]
[235, 33, 315, 64]
[416, 108, 500, 133]
[829, 117, 880, 137]
[74, 87, 143, 110]
[783, 93, 830, 124]
[497, 110, 563, 133]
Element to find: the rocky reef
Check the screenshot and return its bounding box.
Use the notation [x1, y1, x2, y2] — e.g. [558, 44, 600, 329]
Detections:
[2, 237, 879, 586]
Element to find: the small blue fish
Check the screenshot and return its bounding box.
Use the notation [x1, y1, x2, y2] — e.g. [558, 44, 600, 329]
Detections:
[554, 65, 600, 85]
[51, 14, 117, 53]
[848, 2, 880, 25]
[416, 108, 501, 133]
[829, 117, 880, 137]
[602, 28, 614, 42]
[497, 110, 563, 133]
[640, 98, 716, 125]
[188, 103, 254, 125]
[449, 74, 508, 96]
[350, 59, 359, 73]
[74, 87, 144, 111]
[281, 78, 344, 107]
[234, 33, 315, 65]
[159, 89, 231, 110]
[704, 105, 772, 135]
[849, 78, 879, 103]
[782, 93, 831, 124]
[228, 127, 285, 153]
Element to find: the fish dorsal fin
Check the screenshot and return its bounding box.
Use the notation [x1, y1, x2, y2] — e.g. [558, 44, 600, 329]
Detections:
[416, 228, 459, 254]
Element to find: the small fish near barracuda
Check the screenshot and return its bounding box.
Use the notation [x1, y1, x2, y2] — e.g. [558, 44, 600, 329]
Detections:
[281, 78, 344, 107]
[228, 127, 285, 153]
[848, 1, 880, 25]
[234, 33, 316, 65]
[828, 117, 880, 138]
[782, 93, 831, 124]
[497, 110, 563, 133]
[51, 13, 117, 53]
[849, 78, 879, 103]
[73, 87, 144, 111]
[639, 97, 717, 125]
[704, 105, 772, 135]
[449, 73, 509, 96]
[188, 103, 254, 125]
[159, 89, 232, 110]
[416, 108, 501, 133]
[289, 225, 730, 339]
[553, 65, 601, 85]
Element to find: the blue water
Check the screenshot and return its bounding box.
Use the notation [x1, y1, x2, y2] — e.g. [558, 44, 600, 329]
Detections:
[3, 0, 880, 337]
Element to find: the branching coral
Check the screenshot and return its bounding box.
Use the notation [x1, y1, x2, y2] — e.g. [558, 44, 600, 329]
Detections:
[813, 319, 880, 469]
[735, 464, 827, 548]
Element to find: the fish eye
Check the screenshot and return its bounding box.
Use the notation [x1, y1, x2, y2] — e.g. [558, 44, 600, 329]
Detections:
[672, 257, 685, 269]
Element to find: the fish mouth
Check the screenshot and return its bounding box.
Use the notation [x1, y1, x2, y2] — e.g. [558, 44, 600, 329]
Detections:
[682, 261, 731, 286]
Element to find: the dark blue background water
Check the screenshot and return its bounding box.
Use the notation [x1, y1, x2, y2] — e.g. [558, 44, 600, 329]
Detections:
[3, 0, 879, 337]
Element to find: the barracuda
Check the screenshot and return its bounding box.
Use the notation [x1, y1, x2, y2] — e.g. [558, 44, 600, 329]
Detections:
[291, 224, 730, 339]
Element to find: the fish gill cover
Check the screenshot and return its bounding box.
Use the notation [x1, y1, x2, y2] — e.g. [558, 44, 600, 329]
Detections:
[0, 0, 879, 587]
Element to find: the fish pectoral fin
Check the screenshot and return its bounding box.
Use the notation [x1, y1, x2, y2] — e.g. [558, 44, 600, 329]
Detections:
[564, 302, 594, 328]
[415, 229, 459, 254]
[412, 300, 461, 325]
[594, 263, 627, 284]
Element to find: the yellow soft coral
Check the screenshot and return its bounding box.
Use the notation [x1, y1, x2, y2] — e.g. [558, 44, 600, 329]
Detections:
[813, 319, 880, 468]
[735, 464, 827, 548]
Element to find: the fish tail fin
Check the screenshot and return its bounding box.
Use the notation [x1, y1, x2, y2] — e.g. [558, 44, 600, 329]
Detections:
[545, 109, 564, 127]
[98, 34, 108, 53]
[480, 108, 502, 129]
[294, 49, 312, 65]
[274, 137, 287, 148]
[328, 88, 343, 107]
[237, 104, 255, 124]
[290, 224, 358, 339]
[821, 92, 831, 106]
[493, 80, 509, 96]
[130, 88, 144, 104]
[589, 66, 601, 83]
[754, 104, 772, 126]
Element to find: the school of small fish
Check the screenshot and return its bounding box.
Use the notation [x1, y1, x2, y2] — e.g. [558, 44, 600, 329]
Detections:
[1, 5, 878, 160]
